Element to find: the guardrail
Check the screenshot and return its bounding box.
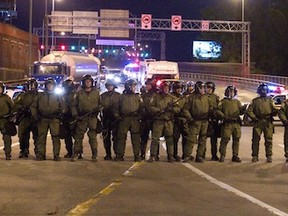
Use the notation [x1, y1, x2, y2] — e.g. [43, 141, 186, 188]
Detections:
[179, 71, 286, 91]
[178, 62, 288, 87]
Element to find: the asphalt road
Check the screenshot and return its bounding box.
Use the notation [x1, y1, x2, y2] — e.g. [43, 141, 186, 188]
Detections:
[0, 83, 288, 216]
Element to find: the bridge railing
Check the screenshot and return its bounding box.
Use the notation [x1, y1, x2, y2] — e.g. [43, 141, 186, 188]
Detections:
[179, 71, 286, 91]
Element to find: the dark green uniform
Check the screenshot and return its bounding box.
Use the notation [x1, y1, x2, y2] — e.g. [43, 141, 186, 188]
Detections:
[216, 98, 245, 158]
[101, 90, 120, 159]
[246, 97, 277, 160]
[171, 92, 188, 160]
[31, 91, 66, 160]
[148, 92, 180, 160]
[207, 93, 220, 159]
[62, 90, 76, 157]
[183, 93, 212, 160]
[13, 90, 38, 157]
[114, 93, 143, 160]
[0, 94, 13, 158]
[140, 89, 157, 159]
[71, 88, 103, 159]
[278, 99, 288, 160]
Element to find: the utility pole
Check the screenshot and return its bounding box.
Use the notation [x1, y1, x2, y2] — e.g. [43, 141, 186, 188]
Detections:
[28, 0, 33, 75]
[45, 0, 49, 55]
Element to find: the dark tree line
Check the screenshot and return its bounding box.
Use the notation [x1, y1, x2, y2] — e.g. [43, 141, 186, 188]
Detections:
[200, 0, 288, 76]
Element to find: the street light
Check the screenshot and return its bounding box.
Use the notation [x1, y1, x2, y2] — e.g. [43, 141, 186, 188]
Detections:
[28, 0, 33, 74]
[241, 0, 245, 71]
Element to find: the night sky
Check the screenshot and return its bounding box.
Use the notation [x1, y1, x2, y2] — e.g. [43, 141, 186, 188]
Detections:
[13, 0, 242, 61]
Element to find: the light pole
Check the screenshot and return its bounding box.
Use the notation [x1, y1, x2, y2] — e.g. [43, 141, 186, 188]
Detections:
[51, 0, 55, 50]
[28, 0, 33, 74]
[241, 0, 245, 73]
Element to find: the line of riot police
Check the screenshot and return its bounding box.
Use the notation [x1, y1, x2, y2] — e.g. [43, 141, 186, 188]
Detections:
[1, 76, 288, 163]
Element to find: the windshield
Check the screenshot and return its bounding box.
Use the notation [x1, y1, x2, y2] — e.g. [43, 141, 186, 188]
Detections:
[34, 65, 62, 75]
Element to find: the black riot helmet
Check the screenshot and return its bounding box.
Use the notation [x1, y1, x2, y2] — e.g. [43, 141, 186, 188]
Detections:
[145, 78, 156, 90]
[257, 83, 269, 97]
[124, 79, 137, 93]
[0, 81, 6, 94]
[105, 79, 117, 89]
[194, 81, 205, 94]
[205, 81, 216, 92]
[44, 77, 57, 92]
[186, 81, 195, 88]
[159, 81, 171, 93]
[224, 85, 238, 98]
[172, 81, 183, 92]
[62, 79, 75, 93]
[81, 74, 94, 89]
[26, 78, 38, 91]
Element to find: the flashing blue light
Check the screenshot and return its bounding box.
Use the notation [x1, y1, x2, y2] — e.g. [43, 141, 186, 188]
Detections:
[71, 46, 76, 50]
[112, 50, 116, 53]
[81, 46, 85, 50]
[105, 49, 109, 53]
[145, 53, 149, 57]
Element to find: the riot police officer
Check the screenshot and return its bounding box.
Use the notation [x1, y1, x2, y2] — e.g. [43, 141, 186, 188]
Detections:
[0, 81, 13, 160]
[183, 81, 195, 95]
[216, 85, 247, 163]
[13, 78, 39, 158]
[183, 81, 212, 163]
[205, 81, 220, 161]
[31, 78, 66, 161]
[171, 81, 188, 162]
[61, 79, 76, 158]
[71, 74, 103, 162]
[140, 78, 159, 160]
[114, 79, 143, 162]
[148, 81, 180, 163]
[246, 83, 277, 163]
[278, 96, 288, 162]
[101, 79, 120, 160]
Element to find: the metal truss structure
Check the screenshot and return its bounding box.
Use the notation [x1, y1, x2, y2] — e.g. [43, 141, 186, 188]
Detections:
[34, 15, 251, 73]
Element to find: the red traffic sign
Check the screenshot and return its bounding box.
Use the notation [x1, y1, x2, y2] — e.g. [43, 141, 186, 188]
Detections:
[201, 20, 209, 31]
[171, 15, 182, 31]
[141, 14, 152, 30]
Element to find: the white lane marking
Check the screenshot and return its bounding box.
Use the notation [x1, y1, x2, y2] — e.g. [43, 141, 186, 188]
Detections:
[182, 163, 288, 216]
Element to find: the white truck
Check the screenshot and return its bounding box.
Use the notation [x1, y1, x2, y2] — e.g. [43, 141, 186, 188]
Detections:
[32, 51, 101, 85]
[140, 60, 179, 84]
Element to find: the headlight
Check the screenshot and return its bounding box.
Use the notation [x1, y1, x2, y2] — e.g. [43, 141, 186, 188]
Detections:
[54, 87, 63, 95]
[106, 74, 114, 79]
[114, 77, 121, 83]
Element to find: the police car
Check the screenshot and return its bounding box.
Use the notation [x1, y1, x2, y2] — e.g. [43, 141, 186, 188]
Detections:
[6, 88, 24, 100]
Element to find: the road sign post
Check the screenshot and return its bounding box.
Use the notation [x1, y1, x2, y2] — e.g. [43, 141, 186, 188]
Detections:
[141, 14, 152, 30]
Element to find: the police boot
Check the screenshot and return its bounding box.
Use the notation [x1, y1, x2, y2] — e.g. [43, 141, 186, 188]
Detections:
[64, 153, 72, 158]
[91, 155, 97, 162]
[53, 155, 61, 161]
[5, 153, 12, 160]
[183, 157, 191, 163]
[219, 155, 225, 162]
[211, 155, 219, 161]
[147, 156, 155, 163]
[155, 155, 160, 161]
[71, 153, 79, 162]
[173, 155, 181, 162]
[114, 155, 124, 162]
[232, 156, 241, 163]
[266, 156, 272, 163]
[78, 154, 84, 159]
[195, 156, 204, 163]
[252, 156, 258, 162]
[134, 155, 142, 162]
[104, 155, 112, 160]
[167, 155, 175, 163]
[140, 154, 146, 160]
[18, 151, 25, 158]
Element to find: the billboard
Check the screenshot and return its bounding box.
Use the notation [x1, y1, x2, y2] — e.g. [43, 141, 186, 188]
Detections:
[192, 41, 222, 60]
